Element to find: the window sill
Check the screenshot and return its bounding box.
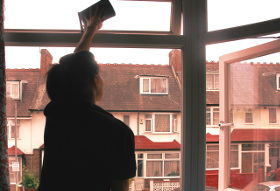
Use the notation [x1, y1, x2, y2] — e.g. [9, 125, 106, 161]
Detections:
[268, 123, 279, 125]
[244, 123, 255, 125]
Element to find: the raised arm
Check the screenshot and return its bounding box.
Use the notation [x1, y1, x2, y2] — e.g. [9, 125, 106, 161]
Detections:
[74, 6, 103, 53]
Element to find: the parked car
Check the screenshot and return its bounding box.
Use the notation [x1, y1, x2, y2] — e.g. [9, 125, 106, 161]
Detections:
[251, 181, 280, 191]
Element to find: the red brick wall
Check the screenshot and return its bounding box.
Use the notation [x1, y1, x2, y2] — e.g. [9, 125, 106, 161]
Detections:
[205, 169, 264, 189]
[25, 148, 41, 178]
[40, 49, 53, 76]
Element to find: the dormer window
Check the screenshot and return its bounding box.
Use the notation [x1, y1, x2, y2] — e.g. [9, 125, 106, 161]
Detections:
[6, 81, 21, 100]
[140, 76, 168, 94]
[206, 72, 219, 91]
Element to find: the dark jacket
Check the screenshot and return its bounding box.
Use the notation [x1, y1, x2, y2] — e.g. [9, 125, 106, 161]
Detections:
[38, 101, 136, 191]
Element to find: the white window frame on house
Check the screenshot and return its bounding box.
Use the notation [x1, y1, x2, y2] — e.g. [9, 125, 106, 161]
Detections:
[144, 113, 177, 133]
[268, 107, 277, 124]
[206, 72, 219, 91]
[145, 151, 180, 178]
[206, 107, 219, 127]
[219, 36, 280, 191]
[4, 0, 280, 190]
[6, 80, 21, 100]
[7, 120, 20, 139]
[139, 76, 169, 95]
[245, 108, 254, 124]
[241, 143, 265, 173]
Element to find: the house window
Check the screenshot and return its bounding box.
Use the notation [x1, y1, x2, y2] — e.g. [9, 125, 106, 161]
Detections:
[6, 81, 21, 100]
[172, 114, 178, 132]
[206, 144, 239, 169]
[145, 114, 152, 132]
[206, 107, 219, 126]
[269, 108, 277, 124]
[206, 145, 219, 169]
[145, 113, 174, 133]
[137, 153, 144, 177]
[242, 144, 264, 173]
[123, 115, 130, 126]
[140, 77, 168, 94]
[206, 73, 219, 90]
[146, 152, 180, 178]
[7, 120, 20, 139]
[245, 109, 253, 123]
[155, 114, 170, 132]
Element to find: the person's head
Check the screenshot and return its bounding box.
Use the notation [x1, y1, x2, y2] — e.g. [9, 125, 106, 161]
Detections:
[46, 51, 103, 104]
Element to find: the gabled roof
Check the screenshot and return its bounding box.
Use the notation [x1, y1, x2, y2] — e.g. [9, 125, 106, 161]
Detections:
[8, 145, 24, 155]
[206, 129, 280, 143]
[135, 135, 180, 150]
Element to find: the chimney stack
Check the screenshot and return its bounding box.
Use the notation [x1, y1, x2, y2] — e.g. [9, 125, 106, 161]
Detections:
[40, 49, 53, 76]
[169, 49, 181, 80]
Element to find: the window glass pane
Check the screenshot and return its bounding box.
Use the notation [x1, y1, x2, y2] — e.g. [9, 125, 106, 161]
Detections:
[145, 120, 152, 132]
[143, 79, 150, 93]
[165, 153, 179, 159]
[154, 114, 170, 132]
[207, 0, 280, 31]
[164, 161, 180, 176]
[146, 161, 162, 177]
[206, 74, 214, 90]
[5, 0, 171, 31]
[147, 154, 162, 159]
[151, 78, 167, 93]
[269, 108, 277, 123]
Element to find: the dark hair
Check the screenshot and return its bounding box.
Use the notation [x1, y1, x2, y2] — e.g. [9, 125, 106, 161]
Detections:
[46, 51, 99, 103]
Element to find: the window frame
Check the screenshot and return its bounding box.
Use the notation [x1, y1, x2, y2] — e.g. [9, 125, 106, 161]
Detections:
[145, 151, 180, 178]
[6, 80, 21, 100]
[206, 72, 219, 91]
[4, 0, 280, 190]
[140, 76, 169, 95]
[144, 113, 175, 133]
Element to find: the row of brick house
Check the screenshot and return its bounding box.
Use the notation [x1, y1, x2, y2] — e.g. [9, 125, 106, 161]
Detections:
[5, 49, 280, 190]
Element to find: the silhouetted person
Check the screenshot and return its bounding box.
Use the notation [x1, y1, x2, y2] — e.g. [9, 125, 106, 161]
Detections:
[37, 6, 136, 191]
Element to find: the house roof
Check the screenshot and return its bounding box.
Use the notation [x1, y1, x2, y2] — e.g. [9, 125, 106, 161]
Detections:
[8, 145, 24, 155]
[206, 129, 280, 143]
[6, 69, 44, 117]
[135, 135, 180, 150]
[6, 63, 182, 115]
[40, 135, 181, 151]
[97, 64, 181, 111]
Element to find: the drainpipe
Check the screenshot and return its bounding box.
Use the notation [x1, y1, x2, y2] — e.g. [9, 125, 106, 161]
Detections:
[137, 112, 140, 135]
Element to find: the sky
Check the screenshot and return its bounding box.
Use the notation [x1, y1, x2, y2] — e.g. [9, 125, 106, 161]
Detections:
[4, 0, 280, 68]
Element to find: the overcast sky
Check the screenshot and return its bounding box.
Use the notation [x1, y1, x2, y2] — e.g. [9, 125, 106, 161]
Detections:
[4, 0, 280, 68]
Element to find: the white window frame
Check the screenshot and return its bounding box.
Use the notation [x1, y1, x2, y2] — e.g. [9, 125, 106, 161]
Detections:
[140, 77, 169, 95]
[144, 113, 175, 133]
[4, 0, 280, 190]
[219, 37, 280, 191]
[206, 107, 219, 127]
[245, 109, 254, 124]
[145, 152, 180, 178]
[7, 120, 20, 139]
[206, 72, 219, 91]
[6, 80, 21, 100]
